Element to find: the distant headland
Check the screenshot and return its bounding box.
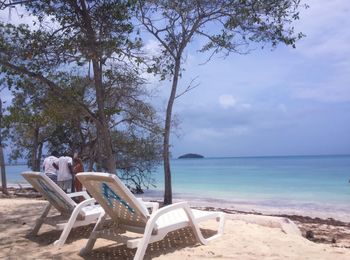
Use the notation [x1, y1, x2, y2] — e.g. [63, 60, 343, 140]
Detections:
[178, 153, 204, 159]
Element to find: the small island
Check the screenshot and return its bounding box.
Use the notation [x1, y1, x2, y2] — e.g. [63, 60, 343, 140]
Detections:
[178, 153, 204, 159]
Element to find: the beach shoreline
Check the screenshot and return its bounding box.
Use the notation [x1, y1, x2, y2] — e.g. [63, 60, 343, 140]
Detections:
[1, 196, 350, 259]
[137, 190, 350, 222]
[2, 187, 350, 249]
[3, 184, 350, 221]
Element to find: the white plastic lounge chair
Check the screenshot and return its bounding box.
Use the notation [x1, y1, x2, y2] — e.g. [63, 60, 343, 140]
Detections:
[21, 171, 104, 246]
[77, 172, 225, 260]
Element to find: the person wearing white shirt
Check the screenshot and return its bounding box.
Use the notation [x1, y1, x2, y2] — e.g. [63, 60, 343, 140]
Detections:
[42, 151, 59, 183]
[57, 156, 74, 192]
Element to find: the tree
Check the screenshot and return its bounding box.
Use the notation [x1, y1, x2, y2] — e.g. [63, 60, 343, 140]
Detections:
[0, 0, 141, 173]
[42, 72, 163, 191]
[137, 0, 305, 204]
[0, 86, 8, 194]
[4, 71, 163, 192]
[5, 80, 57, 170]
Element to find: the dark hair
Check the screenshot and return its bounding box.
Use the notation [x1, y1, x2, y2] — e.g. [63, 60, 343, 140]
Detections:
[73, 157, 83, 164]
[51, 151, 59, 157]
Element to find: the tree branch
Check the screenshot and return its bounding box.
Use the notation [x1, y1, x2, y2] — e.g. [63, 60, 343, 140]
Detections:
[175, 76, 200, 99]
[0, 60, 99, 125]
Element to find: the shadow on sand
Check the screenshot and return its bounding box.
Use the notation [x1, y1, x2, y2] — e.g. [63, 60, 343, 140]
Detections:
[81, 227, 217, 260]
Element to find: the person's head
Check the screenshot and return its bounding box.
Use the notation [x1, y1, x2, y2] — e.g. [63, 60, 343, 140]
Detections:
[73, 157, 82, 164]
[51, 151, 59, 157]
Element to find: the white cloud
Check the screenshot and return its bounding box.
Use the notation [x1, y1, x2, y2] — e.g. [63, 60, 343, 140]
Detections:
[219, 94, 237, 109]
[218, 95, 253, 111]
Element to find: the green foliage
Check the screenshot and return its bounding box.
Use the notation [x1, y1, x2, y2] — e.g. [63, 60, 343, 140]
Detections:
[0, 1, 162, 190]
[138, 0, 306, 79]
[113, 127, 162, 191]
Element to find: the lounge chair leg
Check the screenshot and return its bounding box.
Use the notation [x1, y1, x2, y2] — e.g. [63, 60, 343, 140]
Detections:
[204, 212, 226, 242]
[53, 216, 77, 246]
[54, 210, 81, 246]
[80, 211, 106, 255]
[29, 203, 51, 236]
[218, 213, 226, 235]
[134, 236, 151, 260]
[54, 197, 98, 247]
[133, 222, 154, 260]
[183, 206, 225, 245]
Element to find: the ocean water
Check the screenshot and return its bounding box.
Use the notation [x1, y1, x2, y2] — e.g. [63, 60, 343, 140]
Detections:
[3, 155, 350, 217]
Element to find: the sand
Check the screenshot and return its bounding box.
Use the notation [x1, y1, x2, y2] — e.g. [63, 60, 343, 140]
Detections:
[1, 198, 350, 260]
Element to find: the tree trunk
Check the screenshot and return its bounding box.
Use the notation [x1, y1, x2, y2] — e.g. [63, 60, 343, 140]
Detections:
[31, 127, 39, 171]
[92, 59, 116, 174]
[0, 98, 8, 195]
[78, 0, 116, 174]
[163, 57, 181, 205]
[0, 145, 7, 195]
[88, 159, 94, 171]
[36, 142, 43, 171]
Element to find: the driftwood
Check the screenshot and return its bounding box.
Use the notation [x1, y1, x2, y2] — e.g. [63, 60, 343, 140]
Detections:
[227, 213, 302, 236]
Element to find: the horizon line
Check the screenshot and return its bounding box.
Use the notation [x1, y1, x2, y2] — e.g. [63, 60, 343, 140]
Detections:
[174, 153, 350, 159]
[5, 153, 350, 166]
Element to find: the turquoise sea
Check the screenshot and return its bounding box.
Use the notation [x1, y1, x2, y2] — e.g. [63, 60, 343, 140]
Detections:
[3, 155, 350, 218]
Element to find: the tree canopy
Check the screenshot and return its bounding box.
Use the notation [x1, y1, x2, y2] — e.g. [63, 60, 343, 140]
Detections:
[0, 0, 162, 192]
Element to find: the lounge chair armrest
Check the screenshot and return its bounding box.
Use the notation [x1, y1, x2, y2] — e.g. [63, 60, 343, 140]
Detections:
[132, 202, 193, 256]
[76, 197, 96, 208]
[149, 202, 189, 219]
[68, 191, 91, 200]
[143, 202, 159, 213]
[145, 201, 216, 247]
[136, 198, 159, 214]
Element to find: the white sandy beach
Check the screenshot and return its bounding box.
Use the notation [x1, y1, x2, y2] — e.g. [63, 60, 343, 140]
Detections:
[1, 198, 350, 259]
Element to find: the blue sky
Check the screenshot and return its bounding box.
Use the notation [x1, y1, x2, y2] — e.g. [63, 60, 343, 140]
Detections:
[153, 0, 350, 157]
[1, 0, 350, 159]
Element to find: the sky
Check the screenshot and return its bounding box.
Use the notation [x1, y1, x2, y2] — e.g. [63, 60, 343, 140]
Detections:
[1, 0, 350, 160]
[158, 0, 350, 158]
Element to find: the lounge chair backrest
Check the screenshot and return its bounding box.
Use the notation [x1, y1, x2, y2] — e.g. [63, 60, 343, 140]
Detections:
[77, 172, 149, 228]
[22, 172, 76, 215]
